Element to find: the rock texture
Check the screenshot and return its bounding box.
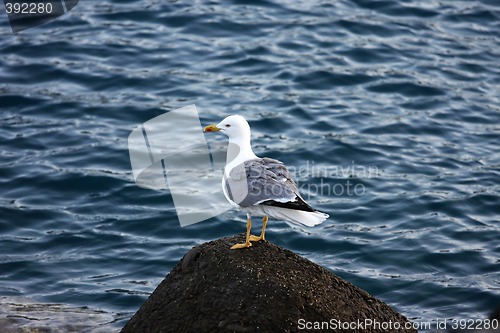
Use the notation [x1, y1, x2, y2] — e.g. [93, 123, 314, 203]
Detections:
[121, 234, 416, 333]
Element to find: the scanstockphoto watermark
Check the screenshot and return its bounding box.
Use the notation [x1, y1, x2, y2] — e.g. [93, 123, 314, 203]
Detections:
[298, 318, 500, 331]
[289, 161, 379, 180]
[298, 318, 425, 331]
[225, 160, 378, 201]
[289, 161, 379, 199]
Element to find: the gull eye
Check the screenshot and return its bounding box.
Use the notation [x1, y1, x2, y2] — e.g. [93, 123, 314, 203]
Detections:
[225, 124, 231, 128]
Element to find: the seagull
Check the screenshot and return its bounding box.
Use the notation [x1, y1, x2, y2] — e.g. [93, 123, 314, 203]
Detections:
[204, 115, 328, 249]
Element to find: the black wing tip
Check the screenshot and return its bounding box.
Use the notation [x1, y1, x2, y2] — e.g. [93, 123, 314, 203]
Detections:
[260, 196, 316, 212]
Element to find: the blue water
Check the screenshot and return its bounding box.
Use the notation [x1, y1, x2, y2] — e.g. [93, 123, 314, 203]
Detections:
[1, 0, 499, 331]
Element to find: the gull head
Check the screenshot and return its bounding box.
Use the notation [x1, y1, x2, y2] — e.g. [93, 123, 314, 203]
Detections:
[203, 115, 251, 141]
[204, 115, 257, 161]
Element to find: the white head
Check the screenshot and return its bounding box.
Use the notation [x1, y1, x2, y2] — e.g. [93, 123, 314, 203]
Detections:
[204, 115, 257, 161]
[203, 115, 251, 142]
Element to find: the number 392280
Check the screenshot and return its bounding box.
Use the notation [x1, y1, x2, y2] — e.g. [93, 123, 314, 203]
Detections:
[5, 2, 53, 14]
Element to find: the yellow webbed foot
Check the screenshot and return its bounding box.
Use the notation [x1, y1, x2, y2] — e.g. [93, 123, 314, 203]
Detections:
[230, 242, 252, 250]
[230, 214, 260, 249]
[249, 235, 264, 242]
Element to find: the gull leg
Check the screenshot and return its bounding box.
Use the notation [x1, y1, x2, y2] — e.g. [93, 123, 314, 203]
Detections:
[231, 214, 253, 249]
[249, 215, 268, 242]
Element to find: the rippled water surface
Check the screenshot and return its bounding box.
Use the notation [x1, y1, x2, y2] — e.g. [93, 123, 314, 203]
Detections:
[1, 0, 499, 331]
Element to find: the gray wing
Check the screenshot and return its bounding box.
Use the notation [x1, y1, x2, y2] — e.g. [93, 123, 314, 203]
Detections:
[225, 157, 315, 212]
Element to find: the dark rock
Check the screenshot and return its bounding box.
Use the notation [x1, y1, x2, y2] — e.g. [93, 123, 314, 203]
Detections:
[120, 234, 417, 333]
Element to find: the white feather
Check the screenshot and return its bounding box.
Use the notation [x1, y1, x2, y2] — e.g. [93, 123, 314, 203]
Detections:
[245, 205, 328, 227]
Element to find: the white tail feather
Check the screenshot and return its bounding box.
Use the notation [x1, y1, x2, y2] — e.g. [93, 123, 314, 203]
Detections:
[265, 207, 328, 227]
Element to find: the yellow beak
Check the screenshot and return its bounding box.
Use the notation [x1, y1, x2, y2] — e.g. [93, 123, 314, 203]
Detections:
[203, 124, 221, 132]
